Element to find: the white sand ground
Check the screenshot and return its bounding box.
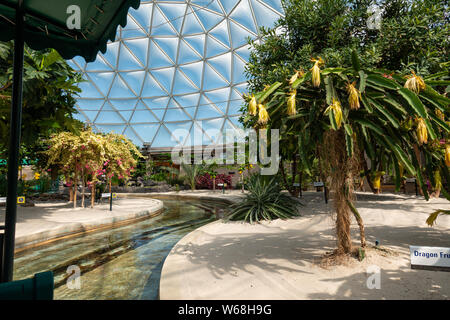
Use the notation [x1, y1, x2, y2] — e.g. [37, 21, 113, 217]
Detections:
[160, 192, 450, 300]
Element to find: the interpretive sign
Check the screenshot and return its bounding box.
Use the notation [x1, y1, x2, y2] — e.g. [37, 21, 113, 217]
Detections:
[101, 193, 117, 199]
[313, 182, 324, 187]
[0, 197, 25, 204]
[410, 246, 450, 271]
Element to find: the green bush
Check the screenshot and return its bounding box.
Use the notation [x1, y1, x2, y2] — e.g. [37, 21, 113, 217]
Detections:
[226, 174, 301, 223]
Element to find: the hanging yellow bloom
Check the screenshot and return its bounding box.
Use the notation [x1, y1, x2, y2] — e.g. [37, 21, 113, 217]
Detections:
[34, 172, 40, 180]
[248, 94, 257, 116]
[445, 145, 450, 167]
[287, 90, 297, 116]
[435, 109, 445, 121]
[324, 98, 343, 129]
[372, 171, 385, 189]
[258, 104, 269, 125]
[310, 57, 323, 87]
[289, 70, 304, 85]
[346, 82, 360, 110]
[404, 71, 426, 93]
[416, 117, 428, 145]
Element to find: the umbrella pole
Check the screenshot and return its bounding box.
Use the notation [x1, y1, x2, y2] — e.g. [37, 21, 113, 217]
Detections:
[1, 0, 24, 283]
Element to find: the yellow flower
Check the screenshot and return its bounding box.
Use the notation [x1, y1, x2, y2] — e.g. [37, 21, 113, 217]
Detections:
[258, 104, 269, 125]
[435, 109, 445, 121]
[372, 171, 385, 189]
[34, 172, 40, 180]
[346, 82, 360, 110]
[287, 90, 297, 116]
[310, 57, 324, 88]
[324, 98, 343, 129]
[239, 170, 243, 174]
[404, 71, 426, 94]
[445, 145, 450, 167]
[289, 70, 304, 85]
[416, 117, 428, 145]
[22, 173, 27, 180]
[248, 94, 257, 116]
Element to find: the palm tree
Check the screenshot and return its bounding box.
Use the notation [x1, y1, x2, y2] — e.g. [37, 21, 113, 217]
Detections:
[243, 53, 449, 255]
[180, 163, 204, 190]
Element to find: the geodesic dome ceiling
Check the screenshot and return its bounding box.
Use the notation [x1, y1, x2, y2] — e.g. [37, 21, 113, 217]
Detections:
[68, 0, 283, 149]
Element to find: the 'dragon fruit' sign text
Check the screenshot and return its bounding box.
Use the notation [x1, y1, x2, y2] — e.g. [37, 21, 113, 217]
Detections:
[410, 246, 450, 271]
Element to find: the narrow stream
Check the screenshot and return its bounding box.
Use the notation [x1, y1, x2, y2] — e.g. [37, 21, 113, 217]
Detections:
[13, 198, 229, 300]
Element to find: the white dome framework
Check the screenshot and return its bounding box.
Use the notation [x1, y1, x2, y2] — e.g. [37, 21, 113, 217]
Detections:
[68, 0, 283, 149]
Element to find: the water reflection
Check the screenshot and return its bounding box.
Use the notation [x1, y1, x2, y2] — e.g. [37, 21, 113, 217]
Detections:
[13, 198, 228, 300]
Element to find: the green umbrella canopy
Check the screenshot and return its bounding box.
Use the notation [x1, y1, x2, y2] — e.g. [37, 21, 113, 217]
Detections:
[0, 0, 140, 62]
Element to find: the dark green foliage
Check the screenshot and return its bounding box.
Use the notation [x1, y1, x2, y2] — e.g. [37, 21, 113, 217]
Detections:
[245, 0, 449, 93]
[226, 174, 301, 223]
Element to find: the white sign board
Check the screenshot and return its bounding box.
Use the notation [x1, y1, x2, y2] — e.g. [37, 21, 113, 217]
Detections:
[0, 197, 5, 203]
[406, 178, 416, 183]
[313, 182, 324, 187]
[0, 197, 25, 204]
[410, 246, 450, 270]
[293, 183, 300, 187]
[101, 193, 117, 199]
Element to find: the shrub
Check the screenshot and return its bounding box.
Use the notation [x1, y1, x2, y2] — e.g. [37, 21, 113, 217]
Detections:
[196, 173, 232, 190]
[226, 174, 301, 223]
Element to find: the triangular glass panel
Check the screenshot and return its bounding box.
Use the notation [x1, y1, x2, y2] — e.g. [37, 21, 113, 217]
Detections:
[178, 40, 202, 64]
[119, 71, 146, 96]
[123, 38, 149, 66]
[173, 69, 199, 95]
[179, 61, 203, 86]
[109, 99, 138, 111]
[219, 0, 240, 15]
[235, 44, 251, 61]
[229, 20, 255, 49]
[182, 7, 205, 35]
[210, 20, 230, 47]
[123, 126, 143, 146]
[151, 67, 175, 92]
[206, 35, 229, 58]
[203, 63, 229, 90]
[95, 111, 126, 124]
[249, 0, 280, 28]
[164, 100, 191, 121]
[71, 56, 86, 70]
[230, 0, 258, 34]
[119, 110, 134, 122]
[208, 52, 232, 83]
[81, 110, 99, 122]
[152, 125, 179, 148]
[259, 0, 283, 14]
[118, 44, 144, 70]
[133, 124, 160, 143]
[148, 40, 174, 68]
[85, 54, 113, 71]
[184, 34, 205, 56]
[130, 109, 159, 123]
[174, 93, 200, 108]
[142, 97, 170, 110]
[153, 37, 179, 63]
[109, 75, 136, 98]
[141, 72, 168, 97]
[151, 6, 178, 36]
[158, 3, 187, 34]
[121, 15, 147, 39]
[191, 0, 224, 15]
[67, 59, 81, 71]
[77, 81, 103, 98]
[194, 7, 223, 31]
[85, 72, 114, 96]
[102, 42, 120, 68]
[129, 3, 153, 29]
[164, 121, 193, 140]
[195, 103, 224, 119]
[76, 99, 104, 111]
[204, 87, 231, 103]
[232, 54, 248, 83]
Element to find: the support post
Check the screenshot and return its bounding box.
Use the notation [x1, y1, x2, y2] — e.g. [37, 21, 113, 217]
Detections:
[1, 0, 25, 283]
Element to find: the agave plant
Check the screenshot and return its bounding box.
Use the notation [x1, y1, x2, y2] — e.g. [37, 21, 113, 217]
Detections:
[226, 174, 300, 223]
[242, 53, 449, 254]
